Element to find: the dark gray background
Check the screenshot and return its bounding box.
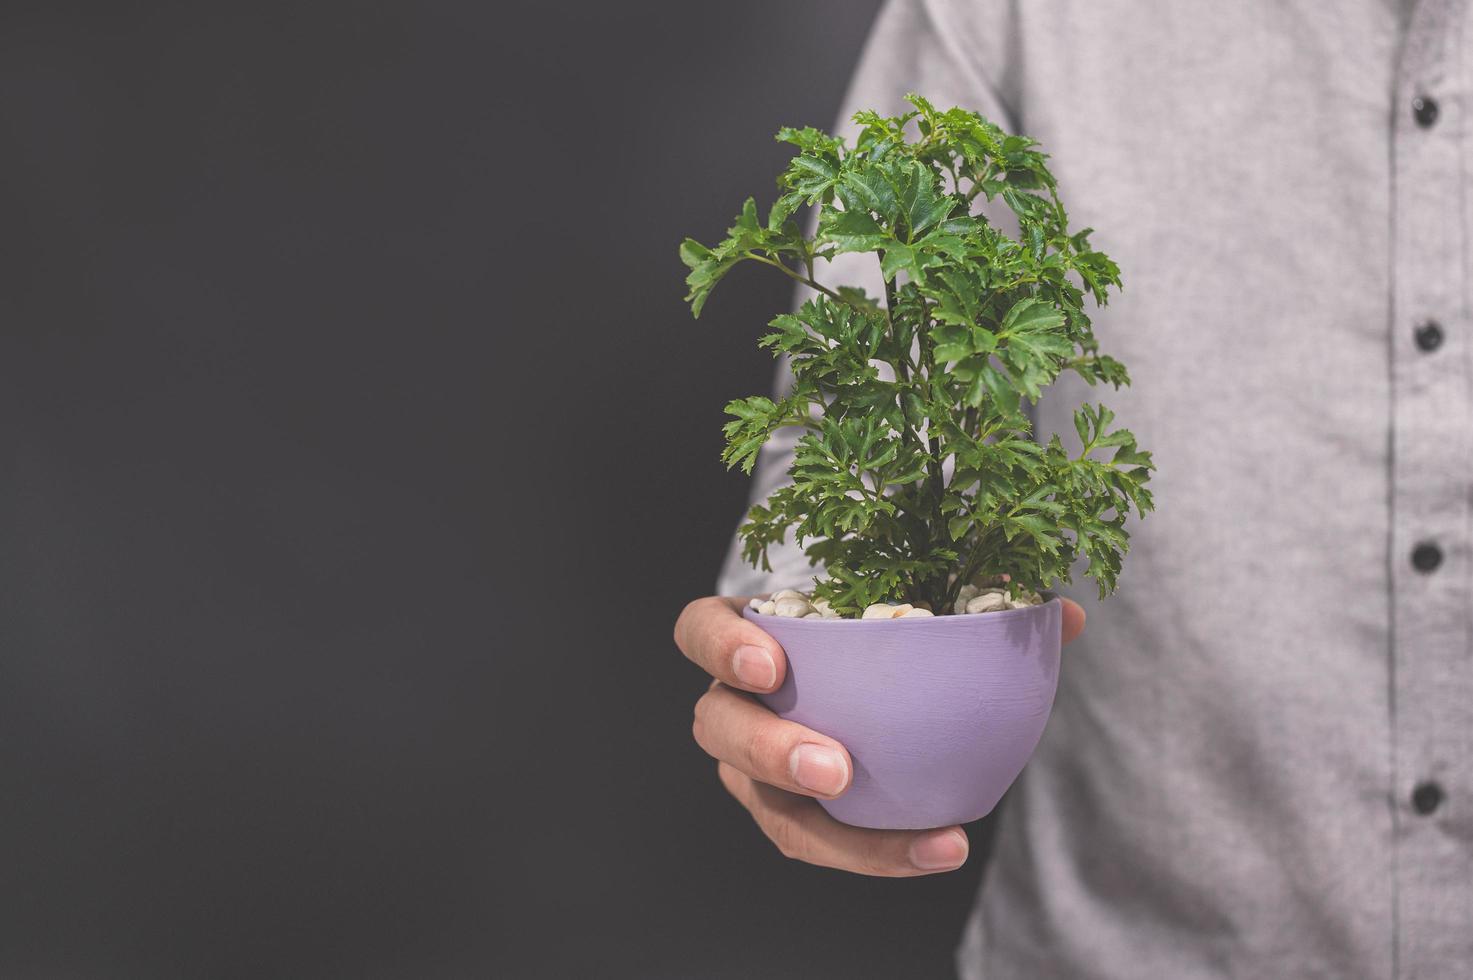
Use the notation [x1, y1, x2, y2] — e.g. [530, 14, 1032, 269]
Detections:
[0, 2, 1000, 977]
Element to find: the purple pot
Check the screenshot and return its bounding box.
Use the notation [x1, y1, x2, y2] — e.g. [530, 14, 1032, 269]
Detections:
[743, 598, 1062, 830]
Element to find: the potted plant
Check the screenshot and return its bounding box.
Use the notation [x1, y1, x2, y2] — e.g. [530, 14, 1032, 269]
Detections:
[680, 95, 1154, 830]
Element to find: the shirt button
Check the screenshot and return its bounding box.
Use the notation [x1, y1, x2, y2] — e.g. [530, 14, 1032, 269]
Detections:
[1412, 542, 1443, 573]
[1413, 95, 1440, 128]
[1412, 781, 1445, 815]
[1414, 320, 1444, 352]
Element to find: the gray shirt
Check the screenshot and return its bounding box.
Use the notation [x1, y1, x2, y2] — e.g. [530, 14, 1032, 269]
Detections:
[717, 1, 1473, 976]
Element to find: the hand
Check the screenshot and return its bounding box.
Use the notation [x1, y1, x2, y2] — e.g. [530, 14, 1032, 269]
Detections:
[674, 595, 1086, 876]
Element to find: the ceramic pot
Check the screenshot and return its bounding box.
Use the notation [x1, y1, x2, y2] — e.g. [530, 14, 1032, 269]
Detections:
[743, 597, 1062, 830]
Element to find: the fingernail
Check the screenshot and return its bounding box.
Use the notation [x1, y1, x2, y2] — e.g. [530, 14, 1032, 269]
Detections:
[732, 645, 777, 690]
[909, 829, 968, 870]
[788, 743, 849, 796]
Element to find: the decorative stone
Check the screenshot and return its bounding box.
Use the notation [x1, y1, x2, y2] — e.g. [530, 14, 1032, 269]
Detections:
[771, 589, 807, 603]
[888, 603, 915, 618]
[802, 612, 824, 620]
[757, 599, 777, 616]
[953, 584, 980, 615]
[862, 603, 898, 620]
[965, 592, 1009, 614]
[900, 607, 934, 618]
[774, 596, 812, 618]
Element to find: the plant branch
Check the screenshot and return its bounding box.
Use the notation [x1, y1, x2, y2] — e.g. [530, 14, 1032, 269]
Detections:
[744, 252, 849, 305]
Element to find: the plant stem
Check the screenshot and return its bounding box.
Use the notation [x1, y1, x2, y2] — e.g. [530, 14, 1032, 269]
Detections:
[948, 525, 1002, 609]
[910, 291, 950, 607]
[883, 274, 902, 376]
[882, 267, 932, 586]
[744, 253, 850, 306]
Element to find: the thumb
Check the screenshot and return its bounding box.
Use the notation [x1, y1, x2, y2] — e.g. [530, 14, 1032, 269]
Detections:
[1060, 597, 1085, 644]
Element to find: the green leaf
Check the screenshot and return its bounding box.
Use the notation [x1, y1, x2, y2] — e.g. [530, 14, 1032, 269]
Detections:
[819, 208, 891, 253]
[1000, 296, 1066, 336]
[784, 154, 842, 202]
[679, 238, 741, 318]
[923, 267, 986, 327]
[879, 242, 944, 283]
[932, 323, 973, 363]
[839, 166, 899, 224]
[768, 191, 806, 230]
[982, 365, 1022, 414]
[895, 159, 952, 238]
[999, 298, 1072, 386]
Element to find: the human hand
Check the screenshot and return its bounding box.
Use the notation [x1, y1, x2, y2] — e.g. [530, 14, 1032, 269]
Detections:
[674, 595, 1086, 876]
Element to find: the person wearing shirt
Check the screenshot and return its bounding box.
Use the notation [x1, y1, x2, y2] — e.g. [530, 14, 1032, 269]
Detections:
[674, 0, 1473, 976]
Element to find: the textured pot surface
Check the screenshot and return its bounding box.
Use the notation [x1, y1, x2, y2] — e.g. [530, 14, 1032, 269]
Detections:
[745, 598, 1062, 830]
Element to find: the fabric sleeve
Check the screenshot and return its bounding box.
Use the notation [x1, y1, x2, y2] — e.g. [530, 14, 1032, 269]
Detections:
[716, 0, 1017, 596]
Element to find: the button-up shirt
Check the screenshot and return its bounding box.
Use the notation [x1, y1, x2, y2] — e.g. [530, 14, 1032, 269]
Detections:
[717, 0, 1473, 975]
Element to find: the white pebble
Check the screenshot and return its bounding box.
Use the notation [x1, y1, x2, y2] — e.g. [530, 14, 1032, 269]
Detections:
[771, 589, 806, 602]
[888, 603, 914, 618]
[757, 599, 777, 616]
[748, 597, 764, 610]
[953, 584, 980, 615]
[861, 603, 897, 620]
[900, 607, 934, 618]
[965, 592, 1009, 614]
[774, 596, 812, 618]
[810, 598, 836, 618]
[802, 612, 824, 620]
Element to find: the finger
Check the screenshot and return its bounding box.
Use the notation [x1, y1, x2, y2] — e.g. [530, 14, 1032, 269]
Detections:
[674, 595, 787, 694]
[693, 683, 852, 798]
[1060, 597, 1086, 644]
[717, 762, 969, 877]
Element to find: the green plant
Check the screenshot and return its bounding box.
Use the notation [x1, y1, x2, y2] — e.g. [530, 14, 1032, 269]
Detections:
[680, 95, 1154, 616]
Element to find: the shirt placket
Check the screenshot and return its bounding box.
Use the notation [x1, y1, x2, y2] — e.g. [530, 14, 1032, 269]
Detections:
[1390, 1, 1473, 974]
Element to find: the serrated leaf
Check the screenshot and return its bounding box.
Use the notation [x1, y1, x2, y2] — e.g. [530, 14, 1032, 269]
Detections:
[839, 167, 899, 224]
[977, 364, 1020, 414]
[819, 208, 891, 253]
[923, 266, 985, 327]
[933, 325, 973, 363]
[1000, 296, 1065, 335]
[896, 159, 952, 238]
[768, 191, 805, 230]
